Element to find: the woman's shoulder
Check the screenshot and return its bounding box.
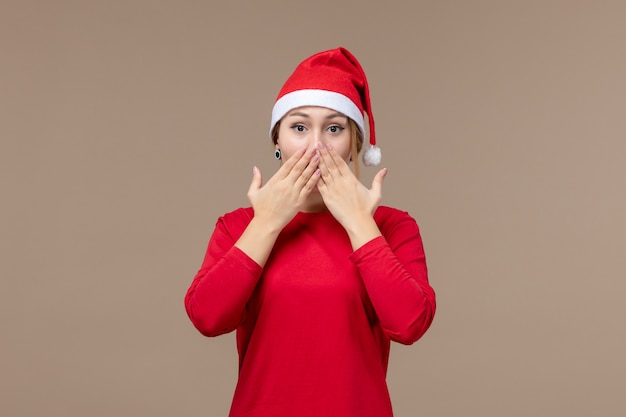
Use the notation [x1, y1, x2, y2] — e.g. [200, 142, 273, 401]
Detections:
[374, 205, 421, 233]
[215, 207, 254, 232]
[374, 205, 415, 220]
[220, 206, 254, 219]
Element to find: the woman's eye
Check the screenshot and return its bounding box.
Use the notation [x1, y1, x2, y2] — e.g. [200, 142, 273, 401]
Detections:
[328, 125, 344, 133]
[291, 124, 306, 132]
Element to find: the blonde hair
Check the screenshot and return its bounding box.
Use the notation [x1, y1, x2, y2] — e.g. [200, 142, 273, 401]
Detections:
[349, 118, 363, 179]
[271, 117, 364, 178]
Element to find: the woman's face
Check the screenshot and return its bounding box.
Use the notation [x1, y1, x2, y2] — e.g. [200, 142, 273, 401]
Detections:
[276, 106, 352, 163]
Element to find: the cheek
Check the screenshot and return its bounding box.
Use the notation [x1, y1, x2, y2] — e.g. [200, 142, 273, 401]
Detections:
[276, 131, 298, 160]
[336, 137, 352, 161]
[343, 143, 353, 160]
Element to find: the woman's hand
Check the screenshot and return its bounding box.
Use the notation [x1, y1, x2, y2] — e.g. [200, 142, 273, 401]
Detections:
[316, 142, 387, 249]
[247, 146, 321, 231]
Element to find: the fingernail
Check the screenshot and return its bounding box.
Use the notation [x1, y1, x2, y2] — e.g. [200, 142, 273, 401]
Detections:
[326, 144, 333, 150]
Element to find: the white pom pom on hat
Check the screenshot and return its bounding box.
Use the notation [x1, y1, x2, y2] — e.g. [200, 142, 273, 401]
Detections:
[270, 47, 382, 166]
[362, 144, 382, 166]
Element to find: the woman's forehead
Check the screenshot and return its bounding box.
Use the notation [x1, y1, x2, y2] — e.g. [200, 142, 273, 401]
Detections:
[285, 106, 347, 118]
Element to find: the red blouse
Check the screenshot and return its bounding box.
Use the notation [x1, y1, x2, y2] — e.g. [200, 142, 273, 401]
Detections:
[185, 206, 436, 417]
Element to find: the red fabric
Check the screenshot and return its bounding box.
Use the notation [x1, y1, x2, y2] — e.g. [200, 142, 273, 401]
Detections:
[185, 206, 436, 417]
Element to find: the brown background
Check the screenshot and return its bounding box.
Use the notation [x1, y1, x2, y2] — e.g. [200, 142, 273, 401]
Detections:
[2, 1, 625, 416]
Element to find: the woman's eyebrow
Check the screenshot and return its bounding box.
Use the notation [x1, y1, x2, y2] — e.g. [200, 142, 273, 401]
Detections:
[285, 111, 346, 119]
[286, 111, 310, 118]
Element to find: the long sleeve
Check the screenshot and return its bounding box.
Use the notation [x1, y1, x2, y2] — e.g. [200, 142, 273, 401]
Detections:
[184, 208, 262, 337]
[350, 208, 436, 345]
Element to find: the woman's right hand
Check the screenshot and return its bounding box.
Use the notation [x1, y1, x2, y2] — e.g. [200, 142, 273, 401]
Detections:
[247, 146, 321, 231]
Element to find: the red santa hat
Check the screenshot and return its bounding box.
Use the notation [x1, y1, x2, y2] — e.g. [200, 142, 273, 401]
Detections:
[270, 47, 381, 166]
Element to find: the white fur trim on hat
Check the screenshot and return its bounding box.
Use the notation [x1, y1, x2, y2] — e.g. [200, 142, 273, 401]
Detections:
[270, 89, 365, 138]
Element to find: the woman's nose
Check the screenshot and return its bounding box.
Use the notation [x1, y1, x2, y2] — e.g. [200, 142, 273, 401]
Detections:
[314, 130, 322, 142]
[309, 130, 323, 148]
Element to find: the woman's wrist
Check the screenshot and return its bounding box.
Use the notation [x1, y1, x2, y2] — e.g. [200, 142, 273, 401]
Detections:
[343, 214, 381, 250]
[248, 216, 284, 239]
[234, 216, 284, 267]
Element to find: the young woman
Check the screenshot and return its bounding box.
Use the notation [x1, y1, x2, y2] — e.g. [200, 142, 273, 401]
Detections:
[184, 47, 436, 417]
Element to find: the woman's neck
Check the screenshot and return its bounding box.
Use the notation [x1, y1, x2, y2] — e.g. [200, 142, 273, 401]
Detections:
[299, 192, 328, 213]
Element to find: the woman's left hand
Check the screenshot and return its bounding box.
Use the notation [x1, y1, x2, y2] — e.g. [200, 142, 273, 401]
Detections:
[316, 143, 387, 248]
